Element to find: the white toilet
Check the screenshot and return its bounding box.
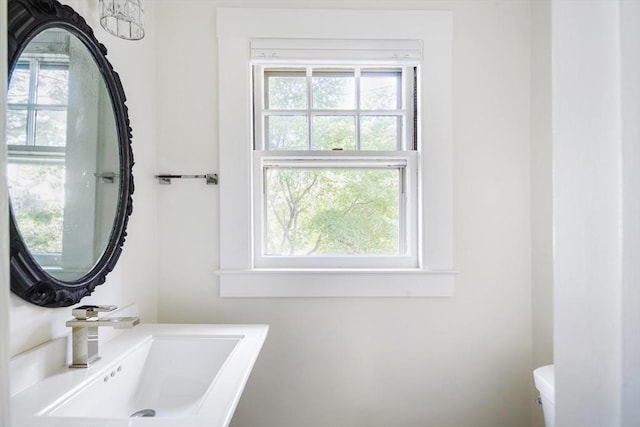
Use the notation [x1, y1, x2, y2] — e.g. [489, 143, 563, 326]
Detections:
[534, 365, 555, 427]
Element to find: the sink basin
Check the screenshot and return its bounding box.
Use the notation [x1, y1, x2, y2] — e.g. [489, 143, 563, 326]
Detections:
[47, 335, 240, 418]
[11, 324, 268, 427]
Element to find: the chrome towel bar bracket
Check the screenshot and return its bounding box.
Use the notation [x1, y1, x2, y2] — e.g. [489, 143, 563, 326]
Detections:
[155, 173, 218, 185]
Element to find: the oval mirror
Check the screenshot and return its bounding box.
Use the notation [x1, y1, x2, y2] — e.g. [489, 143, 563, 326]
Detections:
[8, 0, 134, 307]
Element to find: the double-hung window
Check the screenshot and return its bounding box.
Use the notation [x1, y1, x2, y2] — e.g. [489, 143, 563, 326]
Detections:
[253, 63, 418, 268]
[217, 9, 454, 297]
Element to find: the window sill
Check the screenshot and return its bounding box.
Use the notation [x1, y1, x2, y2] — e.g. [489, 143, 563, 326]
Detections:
[216, 269, 456, 297]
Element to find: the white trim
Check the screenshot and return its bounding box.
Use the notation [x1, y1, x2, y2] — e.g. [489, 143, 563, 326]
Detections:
[251, 38, 422, 63]
[217, 8, 454, 297]
[218, 269, 456, 298]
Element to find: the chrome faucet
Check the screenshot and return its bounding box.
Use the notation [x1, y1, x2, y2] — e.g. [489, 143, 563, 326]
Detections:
[66, 305, 139, 368]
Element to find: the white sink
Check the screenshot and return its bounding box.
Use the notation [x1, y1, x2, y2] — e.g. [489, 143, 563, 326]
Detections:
[11, 324, 268, 427]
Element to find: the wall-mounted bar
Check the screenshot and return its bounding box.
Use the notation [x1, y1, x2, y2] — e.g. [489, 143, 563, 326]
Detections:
[94, 172, 118, 184]
[154, 173, 218, 185]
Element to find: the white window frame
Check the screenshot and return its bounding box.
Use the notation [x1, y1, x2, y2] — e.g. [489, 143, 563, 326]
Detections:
[253, 152, 419, 269]
[253, 63, 418, 268]
[217, 8, 455, 297]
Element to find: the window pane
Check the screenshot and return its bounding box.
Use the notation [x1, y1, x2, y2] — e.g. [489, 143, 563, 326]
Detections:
[35, 110, 67, 147]
[312, 116, 355, 150]
[265, 167, 400, 256]
[312, 71, 355, 110]
[360, 116, 400, 150]
[266, 115, 308, 150]
[361, 72, 400, 110]
[267, 72, 307, 110]
[36, 65, 69, 105]
[6, 110, 28, 145]
[8, 65, 31, 104]
[8, 162, 65, 254]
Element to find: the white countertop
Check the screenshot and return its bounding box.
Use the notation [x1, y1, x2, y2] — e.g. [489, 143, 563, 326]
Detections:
[11, 323, 269, 427]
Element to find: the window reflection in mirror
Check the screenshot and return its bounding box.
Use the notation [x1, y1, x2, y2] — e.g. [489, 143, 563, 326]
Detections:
[6, 28, 119, 281]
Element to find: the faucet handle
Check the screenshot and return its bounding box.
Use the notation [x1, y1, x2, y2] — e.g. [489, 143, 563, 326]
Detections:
[72, 305, 118, 320]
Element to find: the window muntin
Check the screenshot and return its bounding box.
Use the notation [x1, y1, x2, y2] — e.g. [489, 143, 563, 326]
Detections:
[253, 65, 417, 268]
[8, 60, 69, 148]
[7, 57, 69, 264]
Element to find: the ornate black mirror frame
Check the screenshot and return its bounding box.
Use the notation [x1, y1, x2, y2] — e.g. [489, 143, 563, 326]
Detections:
[7, 0, 134, 307]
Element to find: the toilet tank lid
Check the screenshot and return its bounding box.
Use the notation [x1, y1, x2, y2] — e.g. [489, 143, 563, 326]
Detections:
[534, 365, 555, 402]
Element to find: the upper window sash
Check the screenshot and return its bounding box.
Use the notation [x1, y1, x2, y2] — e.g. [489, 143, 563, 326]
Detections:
[253, 65, 416, 152]
[8, 58, 69, 149]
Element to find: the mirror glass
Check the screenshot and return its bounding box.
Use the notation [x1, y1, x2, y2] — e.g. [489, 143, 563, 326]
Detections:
[7, 28, 119, 282]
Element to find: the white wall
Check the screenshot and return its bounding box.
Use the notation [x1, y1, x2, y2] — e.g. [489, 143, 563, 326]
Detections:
[1, 1, 552, 426]
[619, 1, 640, 423]
[530, 1, 553, 426]
[8, 0, 159, 357]
[531, 0, 553, 368]
[1, 0, 11, 424]
[553, 0, 640, 425]
[155, 1, 534, 426]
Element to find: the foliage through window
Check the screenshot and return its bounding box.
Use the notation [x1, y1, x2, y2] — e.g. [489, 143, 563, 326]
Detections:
[7, 56, 69, 259]
[253, 65, 418, 267]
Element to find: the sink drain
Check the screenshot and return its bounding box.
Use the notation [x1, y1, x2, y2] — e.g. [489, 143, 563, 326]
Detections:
[130, 409, 156, 418]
